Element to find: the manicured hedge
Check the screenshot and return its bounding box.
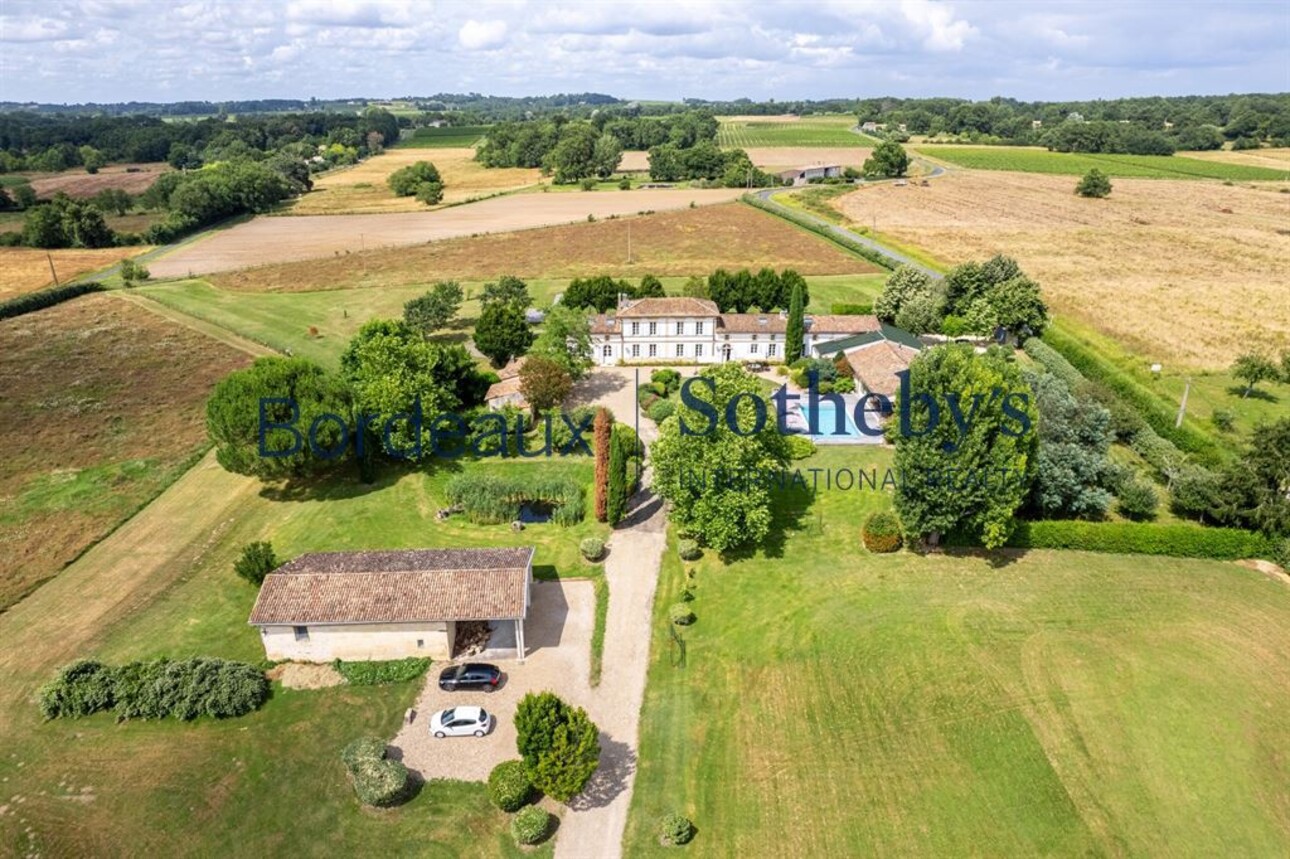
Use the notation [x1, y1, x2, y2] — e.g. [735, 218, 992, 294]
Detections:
[742, 194, 895, 271]
[487, 760, 533, 812]
[511, 805, 551, 845]
[39, 657, 268, 721]
[1038, 326, 1222, 465]
[333, 657, 430, 686]
[961, 520, 1274, 560]
[862, 511, 903, 553]
[0, 281, 103, 321]
[831, 302, 874, 315]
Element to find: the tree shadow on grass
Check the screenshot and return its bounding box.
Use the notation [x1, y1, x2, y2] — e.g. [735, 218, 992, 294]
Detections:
[257, 457, 464, 504]
[935, 544, 1028, 568]
[1226, 386, 1279, 403]
[718, 476, 813, 562]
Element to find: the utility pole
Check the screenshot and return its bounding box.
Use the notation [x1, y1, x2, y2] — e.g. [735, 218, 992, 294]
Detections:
[627, 221, 632, 264]
[1176, 377, 1191, 428]
[47, 252, 59, 287]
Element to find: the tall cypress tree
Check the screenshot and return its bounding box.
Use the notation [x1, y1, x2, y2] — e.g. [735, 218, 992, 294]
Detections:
[785, 282, 805, 363]
[593, 408, 611, 522]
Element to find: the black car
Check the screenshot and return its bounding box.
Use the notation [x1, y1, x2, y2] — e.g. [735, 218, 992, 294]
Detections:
[438, 663, 503, 692]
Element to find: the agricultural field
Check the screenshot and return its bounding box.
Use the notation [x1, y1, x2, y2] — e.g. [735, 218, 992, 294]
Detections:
[26, 162, 169, 199]
[624, 446, 1290, 857]
[1181, 146, 1290, 172]
[134, 271, 888, 370]
[395, 125, 491, 148]
[716, 114, 867, 148]
[151, 189, 773, 278]
[0, 452, 604, 855]
[0, 293, 250, 607]
[283, 147, 540, 215]
[833, 169, 1290, 367]
[204, 203, 880, 293]
[0, 210, 165, 237]
[915, 145, 1290, 180]
[0, 246, 153, 299]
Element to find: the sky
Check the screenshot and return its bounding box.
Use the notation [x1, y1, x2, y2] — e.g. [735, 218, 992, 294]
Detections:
[1, 0, 1287, 105]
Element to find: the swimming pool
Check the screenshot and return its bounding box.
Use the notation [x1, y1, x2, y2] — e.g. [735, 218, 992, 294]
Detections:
[794, 399, 886, 444]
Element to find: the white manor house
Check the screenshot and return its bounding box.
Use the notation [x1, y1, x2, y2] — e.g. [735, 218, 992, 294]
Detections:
[590, 296, 889, 366]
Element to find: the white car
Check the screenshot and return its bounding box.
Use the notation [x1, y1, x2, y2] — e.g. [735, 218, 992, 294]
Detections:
[429, 705, 494, 738]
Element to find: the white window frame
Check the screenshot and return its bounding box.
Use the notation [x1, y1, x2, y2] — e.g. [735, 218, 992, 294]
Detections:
[676, 343, 684, 357]
[630, 322, 640, 336]
[695, 344, 704, 357]
[676, 321, 684, 336]
[768, 343, 777, 357]
[648, 321, 658, 336]
[696, 322, 705, 335]
[631, 344, 640, 358]
[648, 343, 657, 357]
[750, 343, 759, 354]
[603, 345, 612, 357]
[293, 626, 309, 642]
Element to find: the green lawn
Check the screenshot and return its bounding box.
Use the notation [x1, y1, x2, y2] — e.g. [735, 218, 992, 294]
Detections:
[0, 457, 605, 856]
[717, 114, 867, 148]
[134, 274, 891, 369]
[914, 146, 1290, 181]
[624, 446, 1290, 856]
[395, 126, 490, 148]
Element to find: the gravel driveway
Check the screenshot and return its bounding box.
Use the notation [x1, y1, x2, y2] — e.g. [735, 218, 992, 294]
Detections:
[390, 579, 594, 781]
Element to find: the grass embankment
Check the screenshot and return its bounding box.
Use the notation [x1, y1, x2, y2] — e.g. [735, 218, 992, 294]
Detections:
[624, 446, 1290, 856]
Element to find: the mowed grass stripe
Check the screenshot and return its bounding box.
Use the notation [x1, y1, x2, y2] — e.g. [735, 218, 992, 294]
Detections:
[915, 145, 1290, 180]
[624, 446, 1290, 856]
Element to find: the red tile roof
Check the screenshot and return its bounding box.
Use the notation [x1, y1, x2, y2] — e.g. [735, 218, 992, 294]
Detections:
[846, 341, 920, 398]
[248, 548, 534, 625]
[616, 297, 720, 317]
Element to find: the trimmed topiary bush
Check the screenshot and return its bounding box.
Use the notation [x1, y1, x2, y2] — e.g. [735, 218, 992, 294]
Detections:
[342, 736, 388, 769]
[862, 511, 903, 553]
[677, 539, 702, 561]
[670, 604, 696, 626]
[334, 657, 430, 686]
[657, 812, 696, 846]
[786, 435, 817, 460]
[580, 536, 606, 562]
[648, 399, 676, 423]
[511, 805, 551, 845]
[487, 760, 533, 812]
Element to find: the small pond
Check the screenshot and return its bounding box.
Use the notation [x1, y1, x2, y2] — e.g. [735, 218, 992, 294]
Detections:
[517, 501, 556, 523]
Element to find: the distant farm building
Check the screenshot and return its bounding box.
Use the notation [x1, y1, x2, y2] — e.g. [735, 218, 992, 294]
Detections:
[777, 164, 843, 186]
[486, 357, 528, 410]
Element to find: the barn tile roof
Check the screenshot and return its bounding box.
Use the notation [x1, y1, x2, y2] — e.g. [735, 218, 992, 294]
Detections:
[485, 376, 524, 402]
[846, 341, 921, 398]
[248, 547, 534, 625]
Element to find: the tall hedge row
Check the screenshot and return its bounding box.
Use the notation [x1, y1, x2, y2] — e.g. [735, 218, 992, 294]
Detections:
[1037, 326, 1223, 465]
[950, 520, 1272, 560]
[39, 657, 268, 721]
[0, 281, 103, 321]
[741, 194, 896, 271]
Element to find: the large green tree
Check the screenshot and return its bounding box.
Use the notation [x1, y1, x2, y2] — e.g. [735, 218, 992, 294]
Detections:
[785, 282, 805, 363]
[474, 301, 534, 368]
[1215, 418, 1290, 536]
[403, 280, 463, 338]
[652, 363, 791, 551]
[340, 319, 487, 459]
[519, 355, 573, 417]
[890, 344, 1038, 548]
[480, 274, 531, 308]
[529, 305, 593, 380]
[387, 161, 442, 197]
[513, 692, 600, 803]
[875, 265, 938, 324]
[206, 356, 353, 479]
[1026, 371, 1115, 517]
[862, 140, 910, 178]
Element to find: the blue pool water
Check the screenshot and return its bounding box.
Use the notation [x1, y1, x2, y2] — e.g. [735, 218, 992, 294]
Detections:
[802, 401, 864, 438]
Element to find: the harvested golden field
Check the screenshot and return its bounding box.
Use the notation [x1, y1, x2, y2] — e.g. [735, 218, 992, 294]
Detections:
[835, 170, 1290, 368]
[617, 147, 871, 173]
[1182, 147, 1290, 172]
[211, 202, 879, 292]
[0, 247, 153, 299]
[284, 147, 540, 215]
[0, 293, 251, 607]
[149, 188, 745, 277]
[27, 163, 168, 199]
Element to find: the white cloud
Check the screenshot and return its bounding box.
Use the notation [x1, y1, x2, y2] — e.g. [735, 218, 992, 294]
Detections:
[458, 19, 508, 51]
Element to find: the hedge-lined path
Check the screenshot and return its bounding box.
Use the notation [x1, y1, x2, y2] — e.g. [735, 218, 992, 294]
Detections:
[556, 475, 668, 859]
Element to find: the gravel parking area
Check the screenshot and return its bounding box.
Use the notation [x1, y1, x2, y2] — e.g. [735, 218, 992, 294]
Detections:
[390, 579, 594, 781]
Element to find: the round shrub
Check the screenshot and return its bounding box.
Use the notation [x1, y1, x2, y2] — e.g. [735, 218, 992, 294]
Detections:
[648, 399, 676, 423]
[862, 511, 903, 553]
[657, 812, 695, 846]
[342, 736, 388, 770]
[511, 805, 551, 845]
[677, 539, 702, 561]
[580, 537, 606, 562]
[488, 760, 533, 812]
[1117, 478, 1159, 521]
[669, 604, 696, 626]
[637, 388, 660, 410]
[234, 540, 278, 585]
[38, 659, 116, 720]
